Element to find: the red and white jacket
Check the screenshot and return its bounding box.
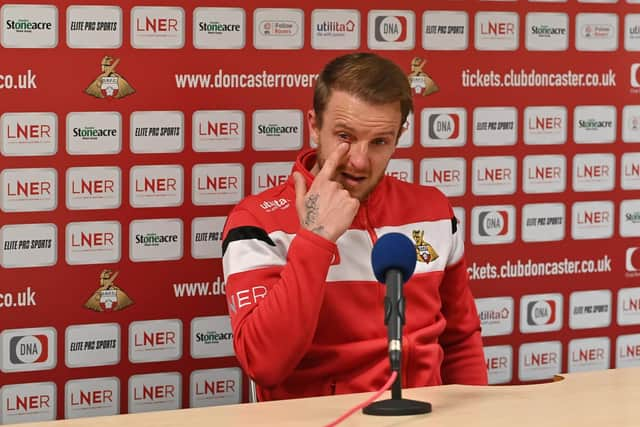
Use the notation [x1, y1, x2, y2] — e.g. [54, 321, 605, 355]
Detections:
[222, 149, 487, 401]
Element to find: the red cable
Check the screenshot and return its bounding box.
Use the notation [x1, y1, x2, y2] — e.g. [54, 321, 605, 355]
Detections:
[322, 371, 398, 427]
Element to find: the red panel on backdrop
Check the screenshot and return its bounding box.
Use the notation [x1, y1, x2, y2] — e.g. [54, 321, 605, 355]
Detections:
[1, 0, 639, 422]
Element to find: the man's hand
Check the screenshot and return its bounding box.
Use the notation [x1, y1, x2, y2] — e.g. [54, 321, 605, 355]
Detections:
[293, 143, 360, 242]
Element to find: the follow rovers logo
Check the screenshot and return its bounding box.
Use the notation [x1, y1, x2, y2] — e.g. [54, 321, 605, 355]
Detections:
[412, 230, 439, 263]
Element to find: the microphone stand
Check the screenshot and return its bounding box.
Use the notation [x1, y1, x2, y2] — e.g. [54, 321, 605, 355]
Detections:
[363, 269, 432, 416]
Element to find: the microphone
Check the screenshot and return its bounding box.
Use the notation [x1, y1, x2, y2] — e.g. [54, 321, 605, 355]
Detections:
[371, 233, 416, 373]
[364, 232, 431, 417]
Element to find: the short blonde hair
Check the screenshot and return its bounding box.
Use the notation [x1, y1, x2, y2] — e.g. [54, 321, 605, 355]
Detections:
[313, 52, 413, 135]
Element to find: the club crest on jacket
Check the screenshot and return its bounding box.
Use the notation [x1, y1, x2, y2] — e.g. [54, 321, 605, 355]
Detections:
[412, 230, 439, 263]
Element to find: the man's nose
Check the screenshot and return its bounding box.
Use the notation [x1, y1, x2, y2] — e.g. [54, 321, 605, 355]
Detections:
[347, 142, 369, 170]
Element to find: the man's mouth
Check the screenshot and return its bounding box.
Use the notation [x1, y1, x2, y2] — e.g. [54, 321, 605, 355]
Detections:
[341, 172, 366, 186]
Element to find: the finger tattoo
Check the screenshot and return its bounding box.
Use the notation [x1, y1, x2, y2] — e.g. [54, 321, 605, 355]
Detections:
[304, 193, 319, 226]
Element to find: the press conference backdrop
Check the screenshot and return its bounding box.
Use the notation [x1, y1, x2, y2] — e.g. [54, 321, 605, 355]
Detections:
[1, 0, 639, 423]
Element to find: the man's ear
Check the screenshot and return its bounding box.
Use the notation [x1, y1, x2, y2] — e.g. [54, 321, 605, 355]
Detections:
[307, 109, 320, 145]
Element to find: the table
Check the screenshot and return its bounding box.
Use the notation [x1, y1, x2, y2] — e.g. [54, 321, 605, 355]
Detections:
[18, 367, 640, 426]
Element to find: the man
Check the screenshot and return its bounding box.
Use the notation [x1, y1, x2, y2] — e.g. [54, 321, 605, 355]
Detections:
[222, 53, 487, 402]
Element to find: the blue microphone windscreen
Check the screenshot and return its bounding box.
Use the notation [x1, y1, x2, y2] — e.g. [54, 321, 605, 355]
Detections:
[371, 232, 417, 284]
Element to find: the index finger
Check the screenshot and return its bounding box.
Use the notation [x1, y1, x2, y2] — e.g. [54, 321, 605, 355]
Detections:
[317, 142, 349, 180]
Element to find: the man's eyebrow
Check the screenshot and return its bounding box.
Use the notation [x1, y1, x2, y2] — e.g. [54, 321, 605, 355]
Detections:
[333, 123, 396, 137]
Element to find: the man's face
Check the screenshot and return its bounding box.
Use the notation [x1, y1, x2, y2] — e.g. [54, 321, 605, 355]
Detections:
[308, 90, 403, 201]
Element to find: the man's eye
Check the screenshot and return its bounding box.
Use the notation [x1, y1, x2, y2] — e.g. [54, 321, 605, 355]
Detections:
[338, 133, 350, 141]
[373, 139, 387, 145]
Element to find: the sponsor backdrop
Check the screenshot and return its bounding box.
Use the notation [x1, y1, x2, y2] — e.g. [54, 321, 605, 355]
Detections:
[0, 0, 639, 422]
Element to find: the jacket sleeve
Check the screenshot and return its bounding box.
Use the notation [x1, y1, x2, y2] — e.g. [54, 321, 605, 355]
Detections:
[439, 215, 488, 385]
[222, 208, 337, 388]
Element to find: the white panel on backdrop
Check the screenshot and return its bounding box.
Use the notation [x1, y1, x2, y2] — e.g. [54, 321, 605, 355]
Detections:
[525, 13, 569, 51]
[253, 8, 304, 49]
[131, 7, 185, 49]
[65, 323, 120, 368]
[129, 219, 183, 262]
[190, 316, 234, 359]
[617, 287, 640, 325]
[1, 327, 57, 373]
[622, 105, 640, 143]
[252, 162, 293, 195]
[472, 107, 517, 146]
[1, 112, 57, 156]
[422, 11, 468, 51]
[386, 159, 413, 183]
[472, 156, 517, 195]
[252, 110, 303, 151]
[0, 382, 56, 424]
[367, 10, 415, 50]
[471, 205, 516, 245]
[522, 155, 566, 194]
[311, 9, 360, 50]
[626, 248, 640, 273]
[569, 290, 612, 329]
[128, 373, 181, 413]
[518, 341, 562, 381]
[453, 207, 465, 242]
[0, 223, 57, 268]
[474, 12, 519, 51]
[621, 153, 640, 190]
[568, 337, 610, 373]
[625, 14, 640, 51]
[420, 157, 466, 197]
[616, 334, 640, 368]
[475, 297, 514, 337]
[191, 217, 226, 260]
[192, 163, 244, 206]
[521, 203, 565, 242]
[130, 165, 184, 208]
[130, 111, 184, 153]
[65, 377, 120, 419]
[620, 200, 640, 237]
[520, 293, 563, 333]
[190, 368, 242, 408]
[66, 6, 122, 48]
[483, 345, 513, 384]
[523, 106, 567, 145]
[575, 13, 619, 51]
[129, 319, 182, 363]
[573, 105, 616, 144]
[1, 4, 58, 48]
[421, 108, 466, 147]
[572, 153, 615, 192]
[192, 110, 244, 152]
[65, 221, 121, 265]
[397, 112, 414, 148]
[1, 168, 57, 212]
[193, 7, 245, 49]
[66, 167, 121, 210]
[66, 112, 122, 155]
[571, 201, 614, 240]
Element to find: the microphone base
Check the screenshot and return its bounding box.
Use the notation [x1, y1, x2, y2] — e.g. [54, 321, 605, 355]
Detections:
[362, 398, 432, 416]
